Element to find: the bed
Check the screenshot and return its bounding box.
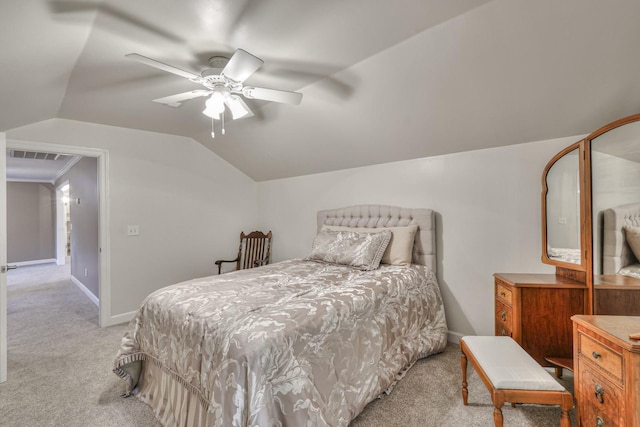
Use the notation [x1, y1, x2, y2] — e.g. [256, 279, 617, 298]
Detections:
[546, 247, 582, 264]
[601, 202, 640, 276]
[113, 204, 448, 427]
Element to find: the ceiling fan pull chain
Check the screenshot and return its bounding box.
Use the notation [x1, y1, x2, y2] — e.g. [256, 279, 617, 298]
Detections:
[211, 116, 215, 139]
[222, 110, 226, 135]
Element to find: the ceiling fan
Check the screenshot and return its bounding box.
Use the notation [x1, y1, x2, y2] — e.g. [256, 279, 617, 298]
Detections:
[126, 48, 303, 137]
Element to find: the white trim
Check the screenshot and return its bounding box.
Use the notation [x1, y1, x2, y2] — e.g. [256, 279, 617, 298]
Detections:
[55, 180, 69, 266]
[1, 132, 7, 383]
[447, 330, 464, 344]
[12, 259, 57, 267]
[54, 156, 82, 182]
[98, 148, 111, 327]
[106, 310, 136, 326]
[6, 139, 110, 328]
[6, 177, 56, 184]
[70, 275, 99, 307]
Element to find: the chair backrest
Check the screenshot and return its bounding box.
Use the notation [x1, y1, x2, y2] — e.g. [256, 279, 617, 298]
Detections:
[237, 230, 272, 270]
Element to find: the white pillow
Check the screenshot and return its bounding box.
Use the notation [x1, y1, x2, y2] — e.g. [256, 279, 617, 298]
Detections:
[624, 225, 640, 262]
[321, 224, 418, 265]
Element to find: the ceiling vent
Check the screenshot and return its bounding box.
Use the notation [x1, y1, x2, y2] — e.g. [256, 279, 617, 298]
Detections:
[8, 150, 73, 161]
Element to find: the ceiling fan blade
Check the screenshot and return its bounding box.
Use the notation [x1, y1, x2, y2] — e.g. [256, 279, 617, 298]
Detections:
[126, 53, 199, 80]
[153, 90, 212, 107]
[224, 95, 254, 120]
[242, 86, 303, 105]
[221, 49, 264, 83]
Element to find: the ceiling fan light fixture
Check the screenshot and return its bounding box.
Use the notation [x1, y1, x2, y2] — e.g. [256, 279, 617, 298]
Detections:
[202, 91, 225, 119]
[202, 105, 221, 120]
[127, 48, 301, 139]
[225, 95, 251, 120]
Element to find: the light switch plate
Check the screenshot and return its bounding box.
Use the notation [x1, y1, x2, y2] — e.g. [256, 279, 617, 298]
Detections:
[127, 225, 140, 236]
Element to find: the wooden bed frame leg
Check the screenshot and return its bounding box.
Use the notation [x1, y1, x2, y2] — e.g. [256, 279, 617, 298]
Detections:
[461, 349, 469, 405]
[492, 391, 504, 427]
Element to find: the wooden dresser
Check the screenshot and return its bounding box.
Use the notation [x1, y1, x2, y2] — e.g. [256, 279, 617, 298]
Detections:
[572, 315, 640, 427]
[494, 273, 587, 367]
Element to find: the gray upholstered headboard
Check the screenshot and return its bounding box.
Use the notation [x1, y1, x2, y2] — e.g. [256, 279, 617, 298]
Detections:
[602, 202, 640, 274]
[316, 205, 436, 273]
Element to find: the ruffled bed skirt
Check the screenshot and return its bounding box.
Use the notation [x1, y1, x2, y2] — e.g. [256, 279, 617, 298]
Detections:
[135, 358, 212, 427]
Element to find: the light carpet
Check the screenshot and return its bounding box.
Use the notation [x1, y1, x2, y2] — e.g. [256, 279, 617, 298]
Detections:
[0, 263, 575, 426]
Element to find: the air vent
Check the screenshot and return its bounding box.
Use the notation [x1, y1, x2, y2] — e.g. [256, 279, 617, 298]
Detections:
[9, 150, 73, 161]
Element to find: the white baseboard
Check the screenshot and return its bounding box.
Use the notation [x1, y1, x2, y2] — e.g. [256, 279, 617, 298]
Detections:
[104, 310, 136, 327]
[13, 258, 57, 267]
[447, 330, 464, 344]
[70, 275, 99, 307]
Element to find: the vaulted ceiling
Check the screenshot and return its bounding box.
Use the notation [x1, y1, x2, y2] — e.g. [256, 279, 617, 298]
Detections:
[2, 0, 640, 181]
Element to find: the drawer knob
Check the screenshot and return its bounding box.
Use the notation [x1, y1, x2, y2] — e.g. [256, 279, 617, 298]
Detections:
[596, 416, 605, 427]
[500, 291, 506, 297]
[592, 351, 602, 360]
[501, 311, 507, 321]
[594, 383, 605, 404]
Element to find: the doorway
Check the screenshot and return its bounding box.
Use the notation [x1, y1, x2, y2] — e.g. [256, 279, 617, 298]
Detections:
[56, 181, 70, 266]
[1, 139, 110, 384]
[4, 140, 110, 326]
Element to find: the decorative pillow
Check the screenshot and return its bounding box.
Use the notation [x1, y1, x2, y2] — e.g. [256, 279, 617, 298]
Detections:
[321, 224, 418, 265]
[624, 225, 640, 261]
[306, 229, 392, 270]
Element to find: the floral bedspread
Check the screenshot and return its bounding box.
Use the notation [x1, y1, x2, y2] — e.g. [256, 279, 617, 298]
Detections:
[113, 259, 447, 427]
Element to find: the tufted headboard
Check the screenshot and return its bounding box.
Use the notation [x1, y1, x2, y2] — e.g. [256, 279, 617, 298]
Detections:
[602, 202, 640, 274]
[316, 205, 436, 273]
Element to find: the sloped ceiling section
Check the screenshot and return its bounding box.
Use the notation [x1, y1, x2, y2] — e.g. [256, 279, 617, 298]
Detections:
[0, 1, 97, 131]
[3, 0, 640, 181]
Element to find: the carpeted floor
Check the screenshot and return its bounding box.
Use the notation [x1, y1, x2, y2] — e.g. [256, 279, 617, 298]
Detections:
[0, 263, 576, 426]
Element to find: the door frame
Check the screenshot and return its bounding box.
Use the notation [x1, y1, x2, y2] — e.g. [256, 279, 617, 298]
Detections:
[55, 180, 70, 266]
[6, 139, 110, 328]
[1, 132, 7, 383]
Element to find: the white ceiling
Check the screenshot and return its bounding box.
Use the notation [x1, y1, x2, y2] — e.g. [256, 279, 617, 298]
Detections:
[2, 0, 640, 181]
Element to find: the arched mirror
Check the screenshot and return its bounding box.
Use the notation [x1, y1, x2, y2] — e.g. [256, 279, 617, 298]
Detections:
[541, 142, 586, 272]
[589, 114, 640, 315]
[542, 113, 640, 315]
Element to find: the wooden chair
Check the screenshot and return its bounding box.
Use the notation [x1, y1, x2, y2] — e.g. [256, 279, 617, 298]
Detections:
[215, 230, 272, 274]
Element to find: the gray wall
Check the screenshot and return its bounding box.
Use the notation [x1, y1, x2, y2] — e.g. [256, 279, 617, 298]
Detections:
[56, 157, 99, 298]
[257, 135, 580, 338]
[7, 182, 55, 263]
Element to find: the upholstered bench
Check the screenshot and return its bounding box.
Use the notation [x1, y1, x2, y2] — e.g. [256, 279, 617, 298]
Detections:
[460, 336, 572, 427]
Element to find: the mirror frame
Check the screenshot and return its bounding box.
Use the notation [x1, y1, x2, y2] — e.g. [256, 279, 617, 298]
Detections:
[584, 113, 640, 284]
[542, 113, 640, 314]
[541, 140, 588, 276]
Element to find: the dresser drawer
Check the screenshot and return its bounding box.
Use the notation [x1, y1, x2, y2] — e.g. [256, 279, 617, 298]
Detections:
[495, 281, 513, 305]
[578, 332, 623, 382]
[496, 325, 512, 337]
[495, 299, 512, 331]
[578, 368, 622, 426]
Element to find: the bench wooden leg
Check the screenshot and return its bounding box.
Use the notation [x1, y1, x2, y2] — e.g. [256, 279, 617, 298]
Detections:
[493, 407, 504, 427]
[460, 349, 469, 405]
[492, 391, 504, 427]
[560, 409, 570, 427]
[560, 392, 572, 427]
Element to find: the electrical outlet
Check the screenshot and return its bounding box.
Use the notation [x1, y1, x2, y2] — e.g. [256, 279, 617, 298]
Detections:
[558, 217, 567, 224]
[127, 225, 140, 236]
